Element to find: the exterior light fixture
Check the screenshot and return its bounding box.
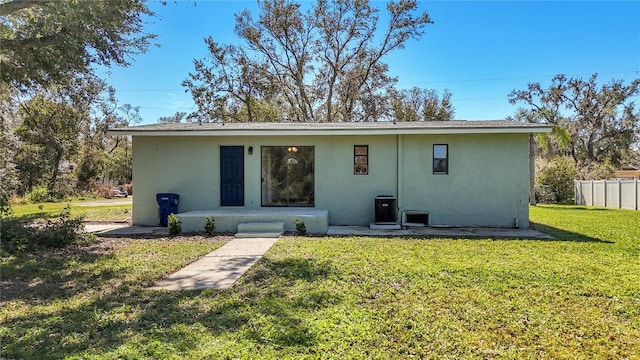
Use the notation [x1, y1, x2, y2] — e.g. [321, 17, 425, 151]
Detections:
[248, 146, 253, 155]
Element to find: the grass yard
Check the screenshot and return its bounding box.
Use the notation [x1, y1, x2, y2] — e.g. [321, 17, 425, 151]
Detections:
[9, 201, 132, 222]
[1, 205, 639, 359]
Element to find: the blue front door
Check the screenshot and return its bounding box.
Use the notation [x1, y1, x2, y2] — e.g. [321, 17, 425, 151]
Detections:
[220, 146, 244, 206]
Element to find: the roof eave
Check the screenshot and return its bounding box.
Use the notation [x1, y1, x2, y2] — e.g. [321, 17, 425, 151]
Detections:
[108, 126, 552, 137]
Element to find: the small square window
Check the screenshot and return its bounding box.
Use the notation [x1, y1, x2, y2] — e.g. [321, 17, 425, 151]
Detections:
[433, 144, 448, 174]
[354, 145, 368, 175]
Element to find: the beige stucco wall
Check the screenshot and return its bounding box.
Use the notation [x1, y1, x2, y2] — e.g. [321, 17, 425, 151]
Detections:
[131, 133, 530, 228]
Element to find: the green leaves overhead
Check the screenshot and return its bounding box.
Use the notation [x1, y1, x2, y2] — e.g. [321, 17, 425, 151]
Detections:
[0, 0, 157, 89]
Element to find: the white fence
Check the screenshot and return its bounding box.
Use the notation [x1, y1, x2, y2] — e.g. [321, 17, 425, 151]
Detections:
[574, 179, 639, 210]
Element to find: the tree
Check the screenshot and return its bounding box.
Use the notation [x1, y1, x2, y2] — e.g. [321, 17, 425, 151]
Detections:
[0, 0, 158, 90]
[82, 93, 140, 186]
[509, 74, 640, 167]
[185, 0, 433, 122]
[622, 147, 640, 168]
[183, 40, 276, 122]
[15, 92, 85, 194]
[6, 75, 138, 194]
[390, 88, 454, 121]
[0, 86, 20, 211]
[159, 112, 187, 123]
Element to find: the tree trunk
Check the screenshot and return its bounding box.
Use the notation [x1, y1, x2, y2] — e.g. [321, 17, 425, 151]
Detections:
[245, 95, 254, 122]
[48, 149, 63, 193]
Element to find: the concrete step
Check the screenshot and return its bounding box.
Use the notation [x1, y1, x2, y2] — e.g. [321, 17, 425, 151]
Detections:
[235, 222, 285, 238]
[235, 232, 283, 239]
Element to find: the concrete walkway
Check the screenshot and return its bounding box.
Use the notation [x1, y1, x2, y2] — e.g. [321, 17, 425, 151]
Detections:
[149, 238, 278, 290]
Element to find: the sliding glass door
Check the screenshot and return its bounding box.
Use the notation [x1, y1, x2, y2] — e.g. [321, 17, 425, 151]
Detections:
[261, 146, 314, 206]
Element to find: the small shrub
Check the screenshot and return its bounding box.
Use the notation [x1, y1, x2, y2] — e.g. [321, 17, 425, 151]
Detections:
[294, 219, 307, 235]
[536, 157, 577, 204]
[26, 185, 50, 203]
[168, 213, 181, 235]
[0, 218, 32, 254]
[204, 216, 216, 235]
[40, 204, 93, 247]
[0, 204, 94, 254]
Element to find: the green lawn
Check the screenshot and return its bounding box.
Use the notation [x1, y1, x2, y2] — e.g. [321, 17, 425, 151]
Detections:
[9, 201, 132, 222]
[1, 205, 639, 359]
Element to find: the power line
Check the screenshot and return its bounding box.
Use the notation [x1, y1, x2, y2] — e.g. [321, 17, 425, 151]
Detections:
[118, 89, 186, 92]
[455, 96, 508, 101]
[396, 70, 639, 86]
[115, 70, 639, 92]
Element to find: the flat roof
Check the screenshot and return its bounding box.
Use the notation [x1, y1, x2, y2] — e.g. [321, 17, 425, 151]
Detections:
[108, 120, 552, 136]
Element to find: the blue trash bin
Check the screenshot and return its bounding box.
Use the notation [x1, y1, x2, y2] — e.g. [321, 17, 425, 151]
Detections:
[156, 193, 180, 227]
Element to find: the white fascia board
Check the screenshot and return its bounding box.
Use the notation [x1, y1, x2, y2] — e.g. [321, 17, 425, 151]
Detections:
[108, 127, 551, 137]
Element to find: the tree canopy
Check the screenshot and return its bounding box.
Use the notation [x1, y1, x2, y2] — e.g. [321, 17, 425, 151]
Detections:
[184, 0, 439, 122]
[509, 74, 640, 167]
[390, 87, 454, 121]
[0, 0, 157, 90]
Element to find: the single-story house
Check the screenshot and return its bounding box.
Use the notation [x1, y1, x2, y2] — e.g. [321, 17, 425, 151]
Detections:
[109, 120, 551, 233]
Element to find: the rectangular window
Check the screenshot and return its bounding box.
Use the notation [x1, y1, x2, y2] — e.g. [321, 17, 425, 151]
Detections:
[261, 146, 314, 206]
[354, 145, 368, 175]
[433, 144, 448, 174]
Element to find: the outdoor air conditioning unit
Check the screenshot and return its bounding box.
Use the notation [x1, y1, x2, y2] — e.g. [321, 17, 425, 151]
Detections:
[375, 195, 397, 224]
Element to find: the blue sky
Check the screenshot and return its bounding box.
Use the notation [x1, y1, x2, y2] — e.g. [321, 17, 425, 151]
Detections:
[98, 1, 640, 124]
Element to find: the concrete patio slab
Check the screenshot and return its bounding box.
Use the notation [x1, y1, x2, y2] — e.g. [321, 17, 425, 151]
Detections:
[149, 237, 278, 291]
[327, 225, 553, 239]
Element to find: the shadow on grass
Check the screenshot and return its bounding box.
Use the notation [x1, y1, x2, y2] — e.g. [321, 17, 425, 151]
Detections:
[0, 248, 121, 304]
[1, 253, 338, 359]
[537, 204, 612, 211]
[529, 222, 614, 243]
[11, 212, 65, 222]
[95, 232, 170, 240]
